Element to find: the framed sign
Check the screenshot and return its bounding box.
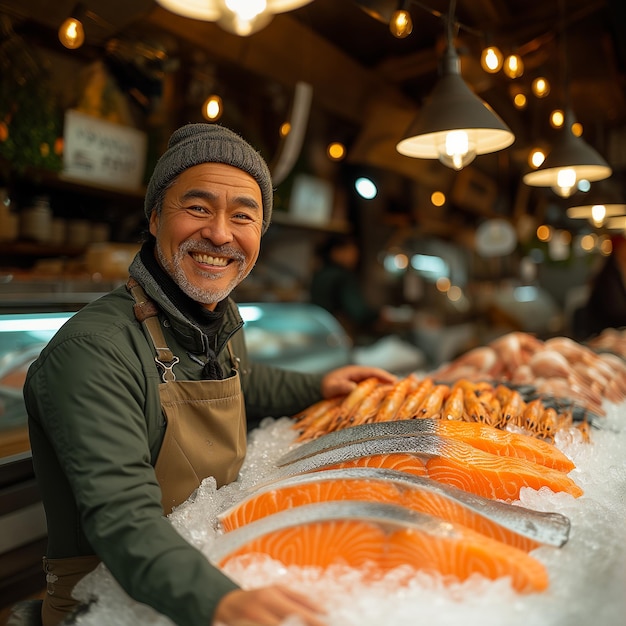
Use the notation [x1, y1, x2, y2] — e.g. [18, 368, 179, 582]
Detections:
[62, 109, 147, 191]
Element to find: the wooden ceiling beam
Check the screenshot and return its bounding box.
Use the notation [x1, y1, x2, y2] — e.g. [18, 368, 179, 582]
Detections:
[144, 6, 415, 126]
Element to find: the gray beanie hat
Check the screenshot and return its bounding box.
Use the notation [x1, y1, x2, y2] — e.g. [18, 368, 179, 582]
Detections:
[144, 123, 273, 233]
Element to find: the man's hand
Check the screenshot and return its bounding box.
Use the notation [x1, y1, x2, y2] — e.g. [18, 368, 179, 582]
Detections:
[321, 364, 397, 398]
[213, 585, 326, 625]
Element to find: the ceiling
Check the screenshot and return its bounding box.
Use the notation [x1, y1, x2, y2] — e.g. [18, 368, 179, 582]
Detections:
[2, 0, 626, 229]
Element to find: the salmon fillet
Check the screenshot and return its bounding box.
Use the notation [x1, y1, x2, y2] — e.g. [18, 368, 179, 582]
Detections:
[219, 473, 556, 551]
[214, 501, 549, 593]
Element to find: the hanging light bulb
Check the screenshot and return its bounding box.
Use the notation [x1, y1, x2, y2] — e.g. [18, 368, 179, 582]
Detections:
[58, 3, 86, 49]
[531, 77, 550, 98]
[202, 94, 223, 121]
[550, 109, 564, 128]
[567, 181, 626, 225]
[396, 22, 514, 170]
[480, 46, 503, 73]
[523, 108, 612, 197]
[436, 129, 474, 170]
[503, 53, 524, 78]
[390, 9, 413, 39]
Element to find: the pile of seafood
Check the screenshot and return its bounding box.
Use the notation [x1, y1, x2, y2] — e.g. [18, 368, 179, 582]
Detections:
[586, 327, 626, 360]
[292, 375, 586, 443]
[210, 332, 611, 595]
[433, 332, 626, 418]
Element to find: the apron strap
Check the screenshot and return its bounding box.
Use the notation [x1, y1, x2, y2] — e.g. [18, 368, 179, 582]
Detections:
[126, 277, 179, 382]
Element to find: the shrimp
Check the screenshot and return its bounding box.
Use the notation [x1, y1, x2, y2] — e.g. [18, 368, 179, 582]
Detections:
[499, 388, 526, 428]
[292, 396, 343, 427]
[295, 406, 341, 442]
[522, 399, 545, 435]
[335, 378, 382, 424]
[375, 375, 419, 422]
[415, 384, 449, 418]
[351, 384, 393, 426]
[396, 377, 435, 419]
[441, 385, 464, 420]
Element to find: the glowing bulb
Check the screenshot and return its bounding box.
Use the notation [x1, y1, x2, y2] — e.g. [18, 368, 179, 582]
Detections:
[571, 122, 583, 137]
[389, 10, 413, 38]
[58, 17, 85, 49]
[202, 94, 222, 121]
[529, 149, 546, 169]
[436, 130, 476, 170]
[513, 93, 527, 109]
[481, 46, 503, 73]
[550, 109, 564, 128]
[591, 204, 607, 226]
[532, 77, 550, 97]
[431, 191, 446, 207]
[552, 168, 577, 197]
[327, 142, 346, 161]
[503, 54, 524, 78]
[225, 0, 266, 20]
[355, 177, 377, 199]
[537, 224, 551, 241]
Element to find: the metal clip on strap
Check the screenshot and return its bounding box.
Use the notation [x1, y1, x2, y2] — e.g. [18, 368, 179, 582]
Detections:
[126, 278, 179, 382]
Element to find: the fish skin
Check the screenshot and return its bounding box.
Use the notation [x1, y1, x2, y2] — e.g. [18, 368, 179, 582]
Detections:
[277, 418, 575, 472]
[266, 434, 583, 501]
[218, 467, 571, 548]
[210, 500, 550, 593]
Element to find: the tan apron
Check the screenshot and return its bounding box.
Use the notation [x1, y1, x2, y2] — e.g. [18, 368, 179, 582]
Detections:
[41, 278, 247, 626]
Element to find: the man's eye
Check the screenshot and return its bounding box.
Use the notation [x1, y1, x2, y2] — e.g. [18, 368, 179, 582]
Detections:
[188, 205, 207, 214]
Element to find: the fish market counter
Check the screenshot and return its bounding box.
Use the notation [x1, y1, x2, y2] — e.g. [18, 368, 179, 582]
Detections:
[69, 399, 626, 626]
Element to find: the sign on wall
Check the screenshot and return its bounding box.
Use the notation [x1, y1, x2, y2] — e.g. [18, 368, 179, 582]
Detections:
[62, 109, 147, 191]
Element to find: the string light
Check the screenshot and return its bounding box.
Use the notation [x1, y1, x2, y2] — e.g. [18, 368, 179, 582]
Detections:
[389, 9, 413, 38]
[202, 94, 223, 121]
[58, 3, 86, 49]
[480, 46, 503, 73]
[503, 53, 524, 78]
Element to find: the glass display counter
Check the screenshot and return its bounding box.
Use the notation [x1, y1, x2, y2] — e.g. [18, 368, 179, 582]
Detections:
[0, 301, 351, 460]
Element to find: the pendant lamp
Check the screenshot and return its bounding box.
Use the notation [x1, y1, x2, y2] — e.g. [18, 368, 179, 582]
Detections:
[523, 0, 612, 197]
[566, 181, 626, 226]
[396, 0, 514, 170]
[155, 0, 313, 36]
[523, 108, 612, 197]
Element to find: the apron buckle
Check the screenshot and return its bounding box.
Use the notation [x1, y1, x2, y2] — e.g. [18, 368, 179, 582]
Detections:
[155, 355, 179, 382]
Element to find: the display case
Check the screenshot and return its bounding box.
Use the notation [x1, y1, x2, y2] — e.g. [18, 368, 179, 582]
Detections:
[239, 302, 352, 373]
[0, 299, 351, 608]
[0, 301, 351, 458]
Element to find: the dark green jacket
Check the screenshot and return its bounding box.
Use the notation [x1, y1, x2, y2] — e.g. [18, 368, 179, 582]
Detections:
[24, 251, 324, 626]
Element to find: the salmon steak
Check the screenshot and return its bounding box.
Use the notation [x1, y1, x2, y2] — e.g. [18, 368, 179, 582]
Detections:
[268, 435, 583, 501]
[218, 467, 571, 551]
[211, 501, 550, 593]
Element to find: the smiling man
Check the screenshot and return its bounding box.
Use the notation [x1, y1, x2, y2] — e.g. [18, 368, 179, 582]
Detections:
[23, 124, 395, 626]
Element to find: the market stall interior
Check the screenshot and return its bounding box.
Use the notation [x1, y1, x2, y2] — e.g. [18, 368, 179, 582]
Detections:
[2, 0, 626, 623]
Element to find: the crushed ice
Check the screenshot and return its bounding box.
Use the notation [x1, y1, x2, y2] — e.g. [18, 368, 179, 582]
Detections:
[72, 406, 626, 626]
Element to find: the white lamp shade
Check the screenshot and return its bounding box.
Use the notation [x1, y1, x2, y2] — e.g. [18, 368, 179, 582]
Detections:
[155, 0, 221, 21]
[397, 47, 514, 160]
[523, 111, 612, 188]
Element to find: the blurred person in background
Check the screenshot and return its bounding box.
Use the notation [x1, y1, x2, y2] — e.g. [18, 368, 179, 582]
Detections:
[310, 233, 385, 345]
[22, 123, 395, 626]
[575, 234, 626, 340]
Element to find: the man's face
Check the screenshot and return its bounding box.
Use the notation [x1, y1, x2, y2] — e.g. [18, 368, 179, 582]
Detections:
[149, 162, 264, 310]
